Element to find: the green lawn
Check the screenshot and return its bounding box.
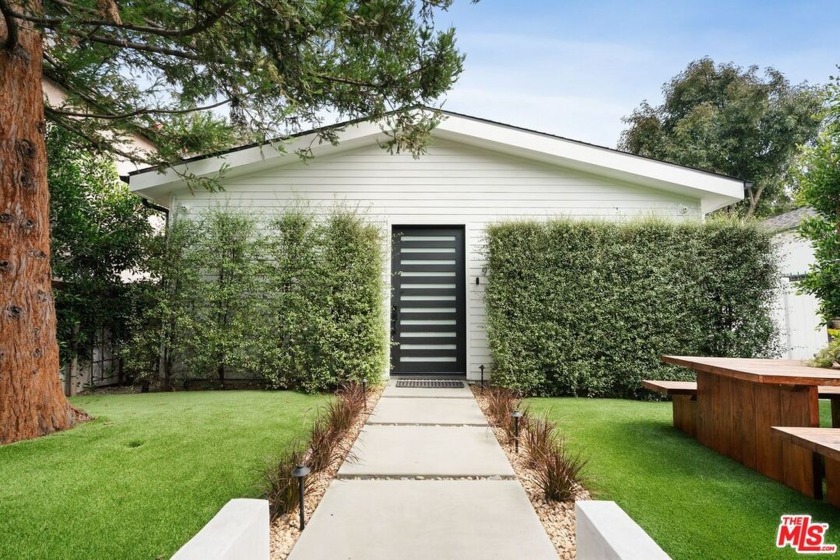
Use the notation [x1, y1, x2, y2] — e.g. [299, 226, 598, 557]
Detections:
[527, 398, 840, 560]
[0, 391, 326, 560]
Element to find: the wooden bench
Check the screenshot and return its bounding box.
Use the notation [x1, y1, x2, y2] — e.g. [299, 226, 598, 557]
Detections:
[773, 427, 840, 507]
[640, 381, 840, 439]
[642, 380, 697, 437]
[818, 386, 840, 427]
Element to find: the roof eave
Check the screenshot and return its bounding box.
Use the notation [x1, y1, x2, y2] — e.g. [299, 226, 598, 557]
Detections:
[129, 112, 745, 212]
[129, 120, 386, 198]
[433, 117, 744, 211]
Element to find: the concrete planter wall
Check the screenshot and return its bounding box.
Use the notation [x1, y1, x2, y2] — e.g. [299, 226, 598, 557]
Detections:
[171, 499, 269, 560]
[576, 500, 671, 560]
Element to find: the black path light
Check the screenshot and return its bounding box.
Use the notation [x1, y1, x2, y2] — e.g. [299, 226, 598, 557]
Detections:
[512, 410, 523, 454]
[479, 365, 485, 388]
[292, 465, 311, 531]
[362, 379, 367, 410]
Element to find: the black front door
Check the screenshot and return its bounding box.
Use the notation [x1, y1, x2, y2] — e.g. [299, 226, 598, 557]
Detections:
[391, 226, 466, 375]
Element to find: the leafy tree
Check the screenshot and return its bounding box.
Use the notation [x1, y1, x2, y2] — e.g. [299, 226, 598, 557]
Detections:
[180, 208, 262, 388]
[619, 58, 823, 217]
[0, 0, 468, 443]
[798, 76, 840, 322]
[48, 126, 155, 383]
[120, 211, 202, 390]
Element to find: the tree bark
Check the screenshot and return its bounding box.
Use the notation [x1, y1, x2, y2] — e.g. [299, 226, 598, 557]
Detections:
[0, 9, 76, 444]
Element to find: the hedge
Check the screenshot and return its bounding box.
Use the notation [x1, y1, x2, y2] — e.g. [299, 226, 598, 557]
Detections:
[485, 218, 779, 398]
[249, 209, 386, 392]
[126, 206, 386, 392]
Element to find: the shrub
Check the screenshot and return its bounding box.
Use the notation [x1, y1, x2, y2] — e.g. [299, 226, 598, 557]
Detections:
[264, 383, 368, 518]
[307, 383, 366, 472]
[126, 206, 386, 391]
[810, 339, 840, 368]
[251, 209, 386, 392]
[264, 445, 308, 520]
[483, 387, 527, 441]
[532, 436, 588, 502]
[485, 217, 779, 397]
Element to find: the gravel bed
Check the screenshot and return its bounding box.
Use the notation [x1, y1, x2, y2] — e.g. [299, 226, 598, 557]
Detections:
[270, 387, 383, 560]
[472, 386, 590, 560]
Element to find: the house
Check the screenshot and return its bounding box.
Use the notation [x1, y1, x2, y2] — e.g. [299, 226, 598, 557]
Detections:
[128, 110, 744, 382]
[43, 76, 156, 177]
[764, 207, 828, 360]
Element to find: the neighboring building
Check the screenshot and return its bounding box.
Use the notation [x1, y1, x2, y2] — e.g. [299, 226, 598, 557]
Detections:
[764, 207, 828, 360]
[45, 77, 159, 394]
[129, 110, 744, 382]
[43, 76, 156, 177]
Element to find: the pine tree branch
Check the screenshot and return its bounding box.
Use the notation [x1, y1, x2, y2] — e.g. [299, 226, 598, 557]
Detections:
[79, 1, 233, 38]
[66, 28, 208, 61]
[48, 97, 234, 120]
[45, 107, 154, 165]
[20, 1, 234, 38]
[0, 0, 19, 51]
[6, 7, 219, 61]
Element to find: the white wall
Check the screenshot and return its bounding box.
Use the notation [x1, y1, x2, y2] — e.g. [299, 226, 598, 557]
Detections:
[169, 138, 702, 380]
[771, 231, 826, 360]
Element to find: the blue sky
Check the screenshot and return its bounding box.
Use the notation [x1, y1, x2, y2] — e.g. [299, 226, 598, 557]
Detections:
[438, 0, 840, 147]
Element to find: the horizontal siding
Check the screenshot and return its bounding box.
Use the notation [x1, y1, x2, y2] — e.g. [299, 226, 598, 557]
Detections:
[172, 138, 702, 381]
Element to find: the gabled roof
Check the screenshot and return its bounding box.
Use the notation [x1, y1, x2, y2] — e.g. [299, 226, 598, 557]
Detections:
[762, 207, 817, 233]
[129, 109, 745, 213]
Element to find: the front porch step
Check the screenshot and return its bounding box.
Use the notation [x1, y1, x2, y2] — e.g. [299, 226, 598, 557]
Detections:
[368, 396, 487, 426]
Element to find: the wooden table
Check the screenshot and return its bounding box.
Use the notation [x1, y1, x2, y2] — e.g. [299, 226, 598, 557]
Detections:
[661, 356, 840, 498]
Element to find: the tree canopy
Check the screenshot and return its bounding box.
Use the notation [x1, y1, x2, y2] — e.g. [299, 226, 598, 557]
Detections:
[0, 0, 471, 443]
[7, 0, 467, 166]
[798, 75, 840, 322]
[619, 58, 823, 217]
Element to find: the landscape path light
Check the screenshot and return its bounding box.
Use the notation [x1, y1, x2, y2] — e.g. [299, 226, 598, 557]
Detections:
[291, 465, 311, 531]
[512, 410, 523, 454]
[362, 379, 367, 410]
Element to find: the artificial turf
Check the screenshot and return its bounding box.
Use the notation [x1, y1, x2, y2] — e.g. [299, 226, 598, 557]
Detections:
[527, 397, 840, 560]
[0, 391, 326, 560]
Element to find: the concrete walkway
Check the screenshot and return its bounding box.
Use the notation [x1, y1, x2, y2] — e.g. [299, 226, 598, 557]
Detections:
[288, 380, 556, 560]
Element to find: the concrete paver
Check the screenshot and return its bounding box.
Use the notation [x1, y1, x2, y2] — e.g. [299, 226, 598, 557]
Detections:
[287, 479, 557, 560]
[368, 396, 487, 425]
[338, 425, 514, 477]
[288, 380, 555, 560]
[382, 380, 474, 399]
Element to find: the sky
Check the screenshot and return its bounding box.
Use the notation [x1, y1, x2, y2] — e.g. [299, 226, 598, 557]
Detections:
[437, 0, 840, 148]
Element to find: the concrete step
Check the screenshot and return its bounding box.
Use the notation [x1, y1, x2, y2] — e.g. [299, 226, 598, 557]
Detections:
[368, 396, 487, 426]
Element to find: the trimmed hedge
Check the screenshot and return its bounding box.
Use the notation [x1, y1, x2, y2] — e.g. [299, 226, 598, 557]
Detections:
[130, 206, 386, 392]
[250, 209, 386, 392]
[485, 218, 779, 398]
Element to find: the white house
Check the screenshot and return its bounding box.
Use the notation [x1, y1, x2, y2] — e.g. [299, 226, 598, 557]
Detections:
[128, 110, 744, 382]
[765, 207, 828, 360]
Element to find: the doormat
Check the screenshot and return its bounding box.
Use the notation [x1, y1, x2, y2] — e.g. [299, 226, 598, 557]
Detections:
[395, 379, 465, 389]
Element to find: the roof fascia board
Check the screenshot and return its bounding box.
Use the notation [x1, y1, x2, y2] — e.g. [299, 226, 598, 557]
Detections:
[131, 111, 744, 212]
[435, 116, 744, 210]
[129, 120, 385, 194]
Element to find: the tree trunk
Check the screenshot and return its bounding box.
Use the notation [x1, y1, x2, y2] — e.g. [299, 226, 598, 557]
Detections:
[0, 13, 76, 444]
